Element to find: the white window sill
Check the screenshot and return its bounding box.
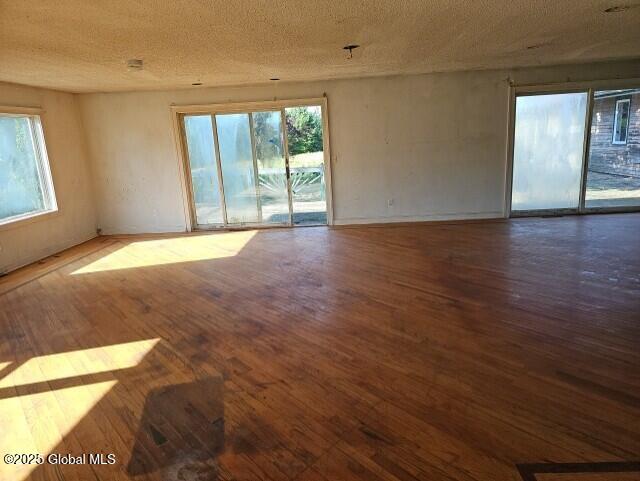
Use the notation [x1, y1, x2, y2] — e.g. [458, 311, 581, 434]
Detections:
[0, 209, 60, 232]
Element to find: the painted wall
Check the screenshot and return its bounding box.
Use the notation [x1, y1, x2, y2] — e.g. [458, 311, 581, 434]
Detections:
[79, 71, 508, 232]
[0, 82, 97, 273]
[78, 60, 640, 233]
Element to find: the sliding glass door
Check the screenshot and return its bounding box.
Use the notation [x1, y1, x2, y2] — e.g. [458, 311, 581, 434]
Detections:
[180, 102, 329, 228]
[215, 113, 261, 224]
[252, 111, 290, 224]
[511, 92, 588, 214]
[285, 106, 327, 225]
[584, 89, 640, 209]
[182, 115, 224, 225]
[510, 85, 640, 216]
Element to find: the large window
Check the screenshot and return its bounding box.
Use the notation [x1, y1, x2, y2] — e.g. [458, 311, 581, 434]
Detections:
[0, 113, 57, 225]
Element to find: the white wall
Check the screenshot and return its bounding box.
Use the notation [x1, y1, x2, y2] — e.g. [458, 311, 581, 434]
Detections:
[0, 82, 97, 273]
[78, 59, 640, 234]
[79, 71, 508, 233]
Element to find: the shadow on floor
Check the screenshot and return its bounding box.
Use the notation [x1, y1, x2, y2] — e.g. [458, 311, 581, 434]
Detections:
[126, 375, 225, 480]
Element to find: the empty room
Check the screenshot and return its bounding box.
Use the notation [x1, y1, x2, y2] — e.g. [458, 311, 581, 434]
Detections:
[1, 1, 639, 480]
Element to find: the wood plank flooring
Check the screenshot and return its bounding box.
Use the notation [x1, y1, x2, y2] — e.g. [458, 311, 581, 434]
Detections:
[0, 214, 639, 481]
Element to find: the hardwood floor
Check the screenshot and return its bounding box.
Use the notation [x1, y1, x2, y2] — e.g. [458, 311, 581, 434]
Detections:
[0, 214, 639, 481]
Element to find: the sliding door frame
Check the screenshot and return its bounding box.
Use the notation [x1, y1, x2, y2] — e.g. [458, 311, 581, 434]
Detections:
[247, 112, 264, 224]
[211, 114, 229, 225]
[577, 88, 596, 214]
[280, 109, 295, 226]
[171, 96, 334, 230]
[506, 77, 640, 218]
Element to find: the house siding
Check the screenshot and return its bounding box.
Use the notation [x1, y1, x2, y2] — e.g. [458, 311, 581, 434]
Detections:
[589, 92, 640, 177]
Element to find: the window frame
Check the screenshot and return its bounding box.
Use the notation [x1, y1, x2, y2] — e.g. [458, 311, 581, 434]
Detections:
[612, 98, 631, 145]
[0, 107, 58, 229]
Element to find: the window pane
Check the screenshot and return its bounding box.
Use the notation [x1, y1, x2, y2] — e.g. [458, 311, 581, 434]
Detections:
[183, 115, 223, 225]
[585, 90, 640, 208]
[215, 113, 260, 224]
[511, 92, 588, 211]
[0, 115, 49, 221]
[613, 100, 630, 143]
[285, 106, 327, 225]
[253, 111, 289, 224]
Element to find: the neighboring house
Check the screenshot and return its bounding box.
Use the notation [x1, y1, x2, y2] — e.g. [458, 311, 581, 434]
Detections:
[589, 89, 640, 177]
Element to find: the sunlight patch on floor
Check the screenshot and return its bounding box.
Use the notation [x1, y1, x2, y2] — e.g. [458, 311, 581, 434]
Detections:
[0, 339, 160, 481]
[0, 380, 117, 481]
[0, 338, 159, 389]
[71, 231, 257, 274]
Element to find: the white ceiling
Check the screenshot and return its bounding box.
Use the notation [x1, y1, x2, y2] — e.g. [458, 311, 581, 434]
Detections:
[1, 0, 639, 93]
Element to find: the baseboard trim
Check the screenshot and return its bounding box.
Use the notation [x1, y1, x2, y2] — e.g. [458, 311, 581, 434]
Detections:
[99, 225, 188, 236]
[332, 211, 506, 227]
[0, 234, 113, 296]
[1, 231, 100, 274]
[0, 213, 506, 287]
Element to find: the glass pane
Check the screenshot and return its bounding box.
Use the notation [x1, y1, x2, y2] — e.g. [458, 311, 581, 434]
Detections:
[285, 106, 327, 225]
[253, 111, 289, 224]
[613, 100, 630, 143]
[585, 90, 640, 208]
[183, 115, 223, 225]
[216, 113, 259, 224]
[511, 92, 588, 211]
[0, 115, 47, 221]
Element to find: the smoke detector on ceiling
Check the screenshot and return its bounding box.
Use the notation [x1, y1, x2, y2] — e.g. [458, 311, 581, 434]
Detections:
[126, 59, 144, 70]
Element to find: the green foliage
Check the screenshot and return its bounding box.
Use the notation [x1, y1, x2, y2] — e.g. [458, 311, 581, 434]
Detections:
[253, 112, 281, 164]
[285, 107, 323, 156]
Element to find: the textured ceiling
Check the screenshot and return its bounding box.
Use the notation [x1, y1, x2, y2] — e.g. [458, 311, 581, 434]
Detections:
[1, 0, 640, 93]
